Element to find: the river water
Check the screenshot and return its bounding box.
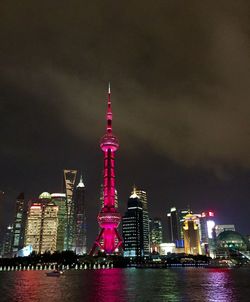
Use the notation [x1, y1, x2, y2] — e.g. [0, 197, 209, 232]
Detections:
[0, 268, 250, 302]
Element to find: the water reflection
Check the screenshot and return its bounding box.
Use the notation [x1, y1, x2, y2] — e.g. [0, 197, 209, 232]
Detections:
[157, 269, 181, 301]
[92, 268, 128, 302]
[11, 271, 63, 302]
[203, 269, 236, 302]
[0, 268, 249, 302]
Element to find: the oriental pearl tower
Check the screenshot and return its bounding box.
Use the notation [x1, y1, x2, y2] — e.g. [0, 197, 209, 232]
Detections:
[90, 84, 123, 255]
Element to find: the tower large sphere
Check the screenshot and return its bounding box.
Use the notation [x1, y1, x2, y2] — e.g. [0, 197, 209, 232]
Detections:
[100, 133, 119, 152]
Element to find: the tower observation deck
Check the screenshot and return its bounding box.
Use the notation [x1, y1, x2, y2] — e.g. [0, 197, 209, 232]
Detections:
[90, 84, 123, 255]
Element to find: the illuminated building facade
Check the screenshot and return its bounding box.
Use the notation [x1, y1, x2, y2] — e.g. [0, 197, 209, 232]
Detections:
[179, 209, 190, 244]
[63, 169, 77, 250]
[51, 193, 67, 251]
[122, 193, 144, 257]
[12, 193, 26, 255]
[200, 211, 216, 255]
[159, 243, 176, 255]
[183, 213, 201, 255]
[90, 85, 123, 255]
[24, 203, 43, 253]
[74, 176, 87, 254]
[40, 202, 58, 253]
[24, 193, 59, 254]
[133, 187, 150, 256]
[150, 218, 163, 253]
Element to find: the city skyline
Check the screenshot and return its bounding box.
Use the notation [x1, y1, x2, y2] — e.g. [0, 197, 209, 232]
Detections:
[1, 2, 250, 302]
[1, 1, 250, 247]
[0, 174, 247, 252]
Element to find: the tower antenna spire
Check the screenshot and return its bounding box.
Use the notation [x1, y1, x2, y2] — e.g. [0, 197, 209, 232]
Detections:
[106, 82, 112, 133]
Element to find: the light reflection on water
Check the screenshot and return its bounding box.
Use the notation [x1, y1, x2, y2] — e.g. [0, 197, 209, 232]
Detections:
[202, 269, 236, 302]
[0, 268, 250, 302]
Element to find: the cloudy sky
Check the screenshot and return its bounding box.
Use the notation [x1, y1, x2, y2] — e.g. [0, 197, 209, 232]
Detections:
[0, 1, 250, 246]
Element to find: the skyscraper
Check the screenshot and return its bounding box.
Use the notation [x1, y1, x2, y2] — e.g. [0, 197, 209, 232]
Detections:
[40, 202, 58, 253]
[167, 207, 181, 245]
[90, 85, 123, 255]
[24, 203, 43, 253]
[63, 169, 77, 250]
[74, 175, 87, 254]
[166, 207, 188, 248]
[199, 211, 216, 255]
[51, 193, 67, 251]
[183, 213, 201, 255]
[1, 225, 13, 258]
[24, 193, 59, 254]
[166, 213, 172, 242]
[122, 191, 144, 257]
[12, 192, 26, 255]
[132, 187, 150, 256]
[150, 218, 163, 253]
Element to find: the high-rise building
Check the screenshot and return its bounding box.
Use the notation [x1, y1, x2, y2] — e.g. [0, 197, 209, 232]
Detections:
[74, 176, 87, 254]
[24, 203, 43, 253]
[122, 192, 144, 257]
[150, 218, 163, 253]
[199, 211, 216, 255]
[133, 187, 150, 256]
[40, 202, 58, 253]
[166, 207, 189, 248]
[51, 193, 67, 251]
[1, 225, 13, 258]
[90, 85, 123, 255]
[183, 213, 201, 255]
[166, 213, 172, 242]
[12, 193, 26, 255]
[166, 207, 182, 247]
[63, 169, 77, 250]
[179, 209, 190, 243]
[24, 193, 59, 254]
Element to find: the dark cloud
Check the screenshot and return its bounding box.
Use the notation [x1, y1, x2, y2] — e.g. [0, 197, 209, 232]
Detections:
[0, 1, 250, 244]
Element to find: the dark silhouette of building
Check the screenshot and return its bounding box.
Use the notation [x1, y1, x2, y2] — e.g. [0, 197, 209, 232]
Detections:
[73, 175, 87, 254]
[1, 225, 13, 258]
[166, 207, 189, 248]
[63, 169, 77, 250]
[11, 193, 27, 255]
[122, 192, 144, 257]
[150, 218, 163, 253]
[51, 193, 67, 251]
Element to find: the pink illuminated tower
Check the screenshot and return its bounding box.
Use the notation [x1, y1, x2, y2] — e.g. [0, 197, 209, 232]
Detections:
[90, 84, 123, 255]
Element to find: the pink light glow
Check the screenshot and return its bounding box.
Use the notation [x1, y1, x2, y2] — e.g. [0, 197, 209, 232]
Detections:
[201, 211, 215, 217]
[30, 205, 42, 209]
[90, 86, 123, 255]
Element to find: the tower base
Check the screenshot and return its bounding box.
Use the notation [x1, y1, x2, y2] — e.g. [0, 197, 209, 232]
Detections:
[89, 227, 123, 256]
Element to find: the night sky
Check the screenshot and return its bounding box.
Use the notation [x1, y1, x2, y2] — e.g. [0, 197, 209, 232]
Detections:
[0, 1, 250, 248]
